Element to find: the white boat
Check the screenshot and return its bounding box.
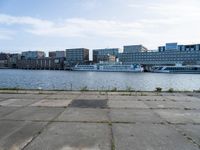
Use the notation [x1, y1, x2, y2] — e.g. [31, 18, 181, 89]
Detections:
[98, 64, 143, 72]
[152, 65, 200, 73]
[73, 63, 143, 72]
[73, 65, 98, 71]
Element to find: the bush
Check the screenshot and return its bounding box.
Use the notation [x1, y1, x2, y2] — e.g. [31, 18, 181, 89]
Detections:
[155, 87, 162, 92]
[80, 86, 88, 91]
[111, 87, 117, 92]
[126, 86, 132, 92]
[168, 88, 174, 93]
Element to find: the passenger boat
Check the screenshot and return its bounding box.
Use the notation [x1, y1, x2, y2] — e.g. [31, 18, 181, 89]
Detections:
[152, 65, 200, 73]
[73, 65, 98, 71]
[73, 63, 143, 72]
[98, 64, 143, 72]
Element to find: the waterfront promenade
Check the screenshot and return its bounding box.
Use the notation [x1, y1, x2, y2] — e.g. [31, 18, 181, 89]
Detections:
[0, 90, 200, 150]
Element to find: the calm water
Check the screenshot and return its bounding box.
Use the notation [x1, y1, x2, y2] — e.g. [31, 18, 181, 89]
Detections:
[0, 69, 200, 91]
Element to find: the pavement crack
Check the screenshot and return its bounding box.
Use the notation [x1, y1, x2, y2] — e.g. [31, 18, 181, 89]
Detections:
[21, 107, 66, 150]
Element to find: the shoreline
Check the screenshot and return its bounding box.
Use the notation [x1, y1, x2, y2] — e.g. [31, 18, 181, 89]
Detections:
[0, 89, 199, 95]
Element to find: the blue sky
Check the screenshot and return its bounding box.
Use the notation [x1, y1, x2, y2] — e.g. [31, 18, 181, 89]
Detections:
[0, 0, 200, 56]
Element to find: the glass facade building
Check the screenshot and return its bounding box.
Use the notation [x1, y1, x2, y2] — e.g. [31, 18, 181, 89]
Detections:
[93, 48, 119, 63]
[119, 43, 200, 65]
[66, 48, 89, 65]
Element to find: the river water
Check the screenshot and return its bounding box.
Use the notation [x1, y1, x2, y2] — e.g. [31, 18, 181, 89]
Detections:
[0, 69, 200, 91]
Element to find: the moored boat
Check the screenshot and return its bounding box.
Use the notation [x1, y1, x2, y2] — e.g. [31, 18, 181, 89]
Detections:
[152, 65, 200, 73]
[73, 63, 143, 72]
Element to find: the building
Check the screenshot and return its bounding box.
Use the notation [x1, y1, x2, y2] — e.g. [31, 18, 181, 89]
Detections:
[96, 55, 116, 63]
[159, 43, 200, 52]
[17, 57, 65, 70]
[7, 53, 21, 68]
[119, 43, 200, 65]
[124, 45, 148, 53]
[65, 48, 89, 65]
[21, 51, 45, 60]
[49, 51, 65, 58]
[0, 53, 10, 68]
[159, 43, 179, 52]
[93, 48, 119, 63]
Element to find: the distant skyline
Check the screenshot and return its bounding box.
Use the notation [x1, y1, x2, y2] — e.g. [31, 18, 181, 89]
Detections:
[0, 0, 200, 55]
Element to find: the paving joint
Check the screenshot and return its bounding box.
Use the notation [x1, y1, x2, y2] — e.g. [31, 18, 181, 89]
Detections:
[21, 106, 67, 150]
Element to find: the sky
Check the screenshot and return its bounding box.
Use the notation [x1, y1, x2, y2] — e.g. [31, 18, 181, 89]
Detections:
[0, 0, 200, 57]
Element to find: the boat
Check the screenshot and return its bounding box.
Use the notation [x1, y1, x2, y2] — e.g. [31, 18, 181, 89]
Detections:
[98, 64, 143, 72]
[73, 64, 98, 71]
[152, 65, 200, 73]
[73, 63, 143, 72]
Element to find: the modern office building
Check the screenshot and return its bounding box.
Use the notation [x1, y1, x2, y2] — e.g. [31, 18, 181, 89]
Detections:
[124, 45, 148, 53]
[49, 51, 66, 58]
[96, 55, 116, 63]
[93, 48, 119, 63]
[119, 43, 200, 65]
[21, 51, 45, 60]
[65, 48, 89, 65]
[159, 43, 200, 52]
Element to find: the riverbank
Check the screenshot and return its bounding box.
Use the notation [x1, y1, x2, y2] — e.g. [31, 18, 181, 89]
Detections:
[0, 88, 200, 94]
[0, 90, 200, 149]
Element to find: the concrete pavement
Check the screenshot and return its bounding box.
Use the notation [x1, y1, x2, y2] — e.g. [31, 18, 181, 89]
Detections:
[0, 91, 200, 150]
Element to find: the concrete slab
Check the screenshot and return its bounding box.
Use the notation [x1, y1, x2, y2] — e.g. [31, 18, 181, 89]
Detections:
[56, 108, 109, 122]
[178, 101, 200, 110]
[108, 95, 138, 101]
[75, 94, 107, 100]
[166, 96, 200, 102]
[3, 107, 65, 121]
[0, 94, 13, 99]
[154, 109, 200, 124]
[0, 121, 25, 139]
[162, 93, 188, 96]
[79, 92, 103, 95]
[108, 100, 149, 109]
[0, 94, 47, 99]
[0, 98, 7, 102]
[107, 92, 159, 96]
[113, 123, 199, 150]
[138, 92, 163, 96]
[191, 93, 200, 99]
[24, 123, 111, 150]
[0, 121, 46, 150]
[45, 94, 78, 100]
[137, 96, 171, 101]
[110, 109, 163, 123]
[144, 101, 185, 109]
[0, 107, 19, 118]
[56, 91, 82, 95]
[175, 124, 200, 145]
[0, 99, 40, 107]
[30, 99, 72, 107]
[69, 99, 108, 109]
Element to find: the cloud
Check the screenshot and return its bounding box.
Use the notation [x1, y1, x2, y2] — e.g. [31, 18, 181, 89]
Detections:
[0, 14, 145, 38]
[0, 4, 200, 50]
[0, 14, 53, 28]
